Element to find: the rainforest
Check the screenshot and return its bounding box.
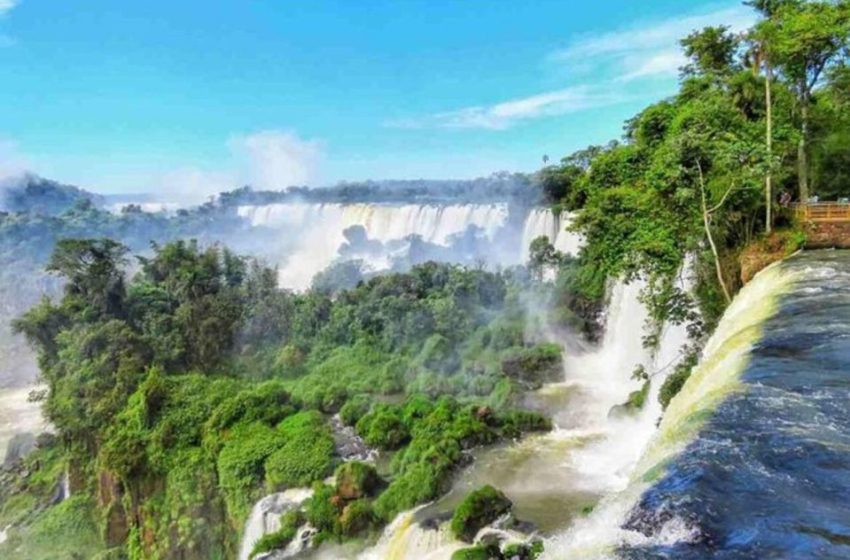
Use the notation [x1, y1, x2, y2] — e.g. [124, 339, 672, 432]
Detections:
[1, 1, 850, 559]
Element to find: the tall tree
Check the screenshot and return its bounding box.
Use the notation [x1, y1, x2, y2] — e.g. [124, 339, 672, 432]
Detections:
[756, 0, 850, 201]
[680, 26, 740, 79]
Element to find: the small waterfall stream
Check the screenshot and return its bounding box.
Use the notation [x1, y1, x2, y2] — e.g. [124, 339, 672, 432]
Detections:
[357, 262, 694, 559]
[238, 488, 314, 560]
[0, 386, 48, 466]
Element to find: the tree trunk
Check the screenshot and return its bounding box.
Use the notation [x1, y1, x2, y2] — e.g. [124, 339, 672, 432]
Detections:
[765, 58, 774, 234]
[799, 95, 810, 202]
[698, 164, 732, 304]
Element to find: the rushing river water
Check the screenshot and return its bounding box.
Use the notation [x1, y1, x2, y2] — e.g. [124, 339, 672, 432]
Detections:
[616, 251, 850, 559]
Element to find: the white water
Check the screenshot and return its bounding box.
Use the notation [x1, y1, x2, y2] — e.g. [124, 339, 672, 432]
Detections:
[238, 487, 313, 560]
[543, 261, 794, 559]
[237, 203, 582, 289]
[239, 203, 512, 289]
[360, 506, 463, 560]
[519, 209, 582, 262]
[0, 386, 48, 464]
[358, 263, 694, 560]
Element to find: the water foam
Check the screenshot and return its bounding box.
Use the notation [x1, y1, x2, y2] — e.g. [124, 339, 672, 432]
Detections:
[542, 261, 795, 559]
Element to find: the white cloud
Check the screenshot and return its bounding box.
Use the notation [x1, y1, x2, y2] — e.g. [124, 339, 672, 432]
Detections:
[228, 130, 322, 189]
[551, 5, 756, 82]
[0, 0, 18, 16]
[151, 130, 324, 203]
[158, 167, 237, 205]
[387, 86, 627, 130]
[0, 0, 19, 46]
[618, 49, 687, 82]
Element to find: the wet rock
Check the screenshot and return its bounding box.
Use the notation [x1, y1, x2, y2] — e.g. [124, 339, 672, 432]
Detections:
[451, 485, 513, 543]
[3, 433, 36, 468]
[335, 461, 382, 500]
[330, 414, 379, 462]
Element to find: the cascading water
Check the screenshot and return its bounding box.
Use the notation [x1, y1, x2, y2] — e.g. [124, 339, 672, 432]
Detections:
[0, 386, 48, 466]
[358, 263, 694, 560]
[614, 251, 850, 559]
[519, 209, 582, 262]
[235, 203, 582, 290]
[238, 488, 314, 560]
[238, 203, 513, 289]
[543, 257, 796, 558]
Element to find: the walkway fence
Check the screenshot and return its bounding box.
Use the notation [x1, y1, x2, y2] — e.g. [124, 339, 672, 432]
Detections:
[793, 202, 850, 223]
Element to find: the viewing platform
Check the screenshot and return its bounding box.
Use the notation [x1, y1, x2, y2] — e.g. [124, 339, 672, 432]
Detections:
[793, 202, 850, 249]
[793, 202, 850, 223]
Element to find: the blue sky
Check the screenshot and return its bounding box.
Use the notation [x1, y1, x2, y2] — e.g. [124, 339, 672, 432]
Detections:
[0, 0, 756, 197]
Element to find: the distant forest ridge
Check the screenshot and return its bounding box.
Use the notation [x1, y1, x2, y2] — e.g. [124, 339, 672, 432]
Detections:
[1, 171, 546, 216]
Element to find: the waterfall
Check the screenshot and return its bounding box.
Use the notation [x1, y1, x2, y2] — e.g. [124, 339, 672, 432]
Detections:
[542, 260, 794, 558]
[0, 386, 48, 465]
[238, 488, 314, 560]
[357, 263, 694, 560]
[359, 507, 463, 560]
[519, 209, 582, 263]
[237, 203, 511, 289]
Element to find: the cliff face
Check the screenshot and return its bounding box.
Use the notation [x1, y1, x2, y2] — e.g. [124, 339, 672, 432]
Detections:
[739, 230, 806, 285]
[803, 221, 850, 249]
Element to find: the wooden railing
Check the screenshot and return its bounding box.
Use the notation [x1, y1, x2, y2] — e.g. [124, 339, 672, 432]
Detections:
[793, 202, 850, 223]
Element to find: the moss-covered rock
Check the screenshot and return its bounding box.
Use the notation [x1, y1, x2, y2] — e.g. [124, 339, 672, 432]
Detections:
[338, 499, 376, 536]
[335, 461, 382, 501]
[500, 343, 563, 389]
[450, 485, 512, 543]
[503, 540, 544, 560]
[339, 394, 372, 426]
[450, 544, 501, 560]
[355, 405, 409, 450]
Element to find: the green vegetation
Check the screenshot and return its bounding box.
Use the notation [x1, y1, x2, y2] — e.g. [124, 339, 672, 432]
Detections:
[250, 509, 304, 558]
[539, 0, 850, 404]
[3, 3, 849, 558]
[3, 239, 552, 559]
[450, 485, 513, 543]
[450, 541, 543, 560]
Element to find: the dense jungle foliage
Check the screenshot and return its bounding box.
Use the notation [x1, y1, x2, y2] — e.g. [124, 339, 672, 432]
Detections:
[1, 239, 554, 559]
[540, 0, 850, 395]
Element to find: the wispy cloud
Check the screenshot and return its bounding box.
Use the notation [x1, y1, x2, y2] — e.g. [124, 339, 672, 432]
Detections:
[0, 0, 19, 46]
[387, 5, 757, 131]
[551, 5, 756, 81]
[387, 86, 627, 131]
[0, 0, 18, 16]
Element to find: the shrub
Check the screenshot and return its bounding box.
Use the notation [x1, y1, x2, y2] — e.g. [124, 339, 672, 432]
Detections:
[450, 544, 501, 560]
[355, 405, 409, 450]
[216, 422, 283, 520]
[450, 486, 512, 543]
[304, 483, 341, 538]
[264, 411, 336, 490]
[339, 394, 372, 426]
[500, 343, 563, 389]
[373, 462, 445, 522]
